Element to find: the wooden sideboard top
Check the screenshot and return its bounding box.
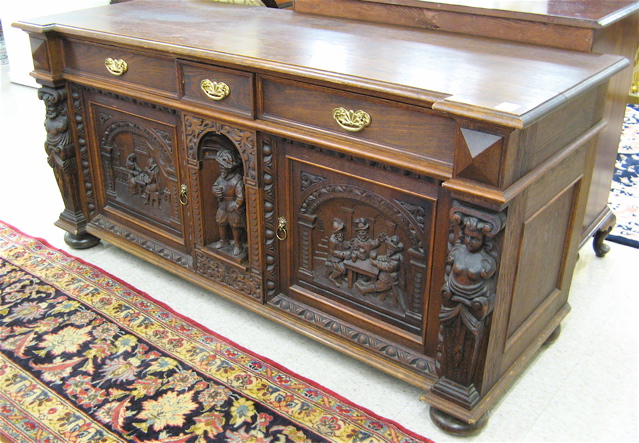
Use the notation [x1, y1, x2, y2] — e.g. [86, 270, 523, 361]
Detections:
[15, 0, 628, 128]
[360, 0, 639, 28]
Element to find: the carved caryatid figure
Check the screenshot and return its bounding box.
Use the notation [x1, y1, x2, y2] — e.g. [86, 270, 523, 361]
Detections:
[40, 88, 74, 191]
[326, 218, 352, 287]
[212, 148, 246, 256]
[434, 204, 505, 405]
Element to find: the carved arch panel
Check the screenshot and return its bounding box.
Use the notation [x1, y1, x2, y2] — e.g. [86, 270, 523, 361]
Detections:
[273, 137, 439, 344]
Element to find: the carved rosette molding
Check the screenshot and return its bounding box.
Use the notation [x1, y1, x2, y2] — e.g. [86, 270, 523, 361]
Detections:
[38, 85, 89, 233]
[70, 84, 97, 219]
[92, 216, 193, 270]
[269, 295, 437, 376]
[432, 200, 506, 409]
[195, 251, 261, 300]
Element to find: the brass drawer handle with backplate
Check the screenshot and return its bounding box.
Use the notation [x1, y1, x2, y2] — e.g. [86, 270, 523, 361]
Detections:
[332, 107, 371, 132]
[200, 79, 231, 101]
[104, 58, 128, 76]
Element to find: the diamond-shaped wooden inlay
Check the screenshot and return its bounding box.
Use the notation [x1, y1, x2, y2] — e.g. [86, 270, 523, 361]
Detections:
[456, 128, 504, 186]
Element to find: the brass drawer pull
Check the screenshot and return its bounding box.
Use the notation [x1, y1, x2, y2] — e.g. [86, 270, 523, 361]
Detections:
[200, 79, 230, 101]
[104, 58, 128, 76]
[332, 107, 371, 132]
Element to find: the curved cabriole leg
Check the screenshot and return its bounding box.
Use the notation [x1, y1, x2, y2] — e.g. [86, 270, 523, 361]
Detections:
[429, 407, 489, 436]
[593, 212, 616, 257]
[64, 232, 101, 250]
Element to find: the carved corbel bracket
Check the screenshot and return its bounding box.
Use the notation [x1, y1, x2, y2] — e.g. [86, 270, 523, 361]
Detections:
[432, 200, 506, 409]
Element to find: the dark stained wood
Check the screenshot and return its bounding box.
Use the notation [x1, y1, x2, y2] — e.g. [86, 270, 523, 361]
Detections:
[295, 0, 639, 253]
[14, 0, 627, 434]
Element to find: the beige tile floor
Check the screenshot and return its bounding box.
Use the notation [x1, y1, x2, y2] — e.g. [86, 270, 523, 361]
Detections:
[1, 61, 638, 442]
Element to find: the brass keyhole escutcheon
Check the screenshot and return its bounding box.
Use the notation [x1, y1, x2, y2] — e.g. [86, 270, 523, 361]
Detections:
[179, 184, 188, 205]
[276, 217, 288, 241]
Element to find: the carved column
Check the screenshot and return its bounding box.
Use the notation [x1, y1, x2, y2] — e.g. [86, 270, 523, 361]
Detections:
[432, 201, 506, 410]
[38, 86, 99, 249]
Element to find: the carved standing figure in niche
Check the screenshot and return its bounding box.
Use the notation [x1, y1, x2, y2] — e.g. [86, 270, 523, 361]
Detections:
[357, 235, 406, 309]
[349, 218, 386, 262]
[325, 218, 352, 287]
[212, 148, 246, 256]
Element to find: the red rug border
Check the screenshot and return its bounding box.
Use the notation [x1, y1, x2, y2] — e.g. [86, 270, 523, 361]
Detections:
[0, 220, 435, 443]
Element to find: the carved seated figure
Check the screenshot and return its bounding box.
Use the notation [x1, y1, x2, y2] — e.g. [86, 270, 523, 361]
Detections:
[356, 235, 405, 309]
[325, 218, 352, 287]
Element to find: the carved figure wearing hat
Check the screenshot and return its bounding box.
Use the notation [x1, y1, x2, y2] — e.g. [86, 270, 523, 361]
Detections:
[350, 217, 386, 261]
[212, 148, 246, 256]
[326, 218, 352, 287]
[357, 235, 406, 309]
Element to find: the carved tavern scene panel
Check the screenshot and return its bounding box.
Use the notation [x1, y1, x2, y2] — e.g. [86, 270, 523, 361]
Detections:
[85, 91, 186, 247]
[276, 139, 438, 338]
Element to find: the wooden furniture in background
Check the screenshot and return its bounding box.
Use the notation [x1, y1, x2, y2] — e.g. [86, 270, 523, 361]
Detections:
[295, 0, 639, 257]
[15, 0, 627, 434]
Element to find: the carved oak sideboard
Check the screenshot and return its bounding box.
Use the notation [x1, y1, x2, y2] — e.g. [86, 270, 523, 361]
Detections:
[15, 0, 628, 434]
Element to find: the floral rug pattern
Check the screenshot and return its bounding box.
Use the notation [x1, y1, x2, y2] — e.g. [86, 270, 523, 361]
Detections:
[608, 104, 639, 248]
[0, 222, 431, 443]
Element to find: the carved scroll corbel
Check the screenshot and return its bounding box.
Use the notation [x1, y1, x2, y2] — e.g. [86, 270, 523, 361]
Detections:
[432, 200, 506, 409]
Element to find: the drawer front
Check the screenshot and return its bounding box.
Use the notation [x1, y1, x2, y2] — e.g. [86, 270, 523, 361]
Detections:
[259, 76, 456, 166]
[63, 39, 177, 95]
[180, 61, 254, 117]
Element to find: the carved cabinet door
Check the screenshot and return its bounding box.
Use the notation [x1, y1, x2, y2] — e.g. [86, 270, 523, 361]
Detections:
[82, 88, 191, 262]
[272, 138, 440, 351]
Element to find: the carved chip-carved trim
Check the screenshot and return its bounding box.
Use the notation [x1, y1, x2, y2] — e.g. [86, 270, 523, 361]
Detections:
[432, 200, 506, 409]
[70, 84, 97, 219]
[91, 217, 193, 270]
[81, 85, 178, 116]
[270, 295, 437, 376]
[301, 184, 425, 254]
[286, 138, 438, 185]
[184, 115, 257, 181]
[195, 250, 261, 300]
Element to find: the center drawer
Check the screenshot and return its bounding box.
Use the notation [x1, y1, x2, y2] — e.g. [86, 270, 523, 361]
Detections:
[258, 76, 456, 168]
[62, 39, 177, 96]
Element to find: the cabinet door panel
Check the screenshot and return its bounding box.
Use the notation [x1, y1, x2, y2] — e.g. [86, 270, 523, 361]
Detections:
[86, 91, 188, 253]
[276, 140, 438, 346]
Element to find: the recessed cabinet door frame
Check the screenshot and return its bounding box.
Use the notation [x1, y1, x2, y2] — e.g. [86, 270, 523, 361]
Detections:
[83, 88, 191, 258]
[273, 138, 439, 351]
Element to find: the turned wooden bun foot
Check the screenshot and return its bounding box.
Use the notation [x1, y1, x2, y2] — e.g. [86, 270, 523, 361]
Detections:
[429, 407, 488, 436]
[543, 324, 562, 346]
[64, 232, 101, 249]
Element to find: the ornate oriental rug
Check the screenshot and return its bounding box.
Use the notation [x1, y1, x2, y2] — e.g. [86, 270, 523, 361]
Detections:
[608, 104, 639, 248]
[0, 222, 432, 443]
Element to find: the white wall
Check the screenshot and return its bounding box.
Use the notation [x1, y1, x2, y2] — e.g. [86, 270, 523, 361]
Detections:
[0, 0, 111, 87]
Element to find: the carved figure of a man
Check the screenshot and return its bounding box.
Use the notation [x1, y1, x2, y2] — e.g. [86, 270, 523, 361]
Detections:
[349, 218, 386, 261]
[325, 218, 352, 287]
[126, 153, 143, 194]
[357, 236, 405, 304]
[143, 158, 159, 204]
[212, 148, 246, 256]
